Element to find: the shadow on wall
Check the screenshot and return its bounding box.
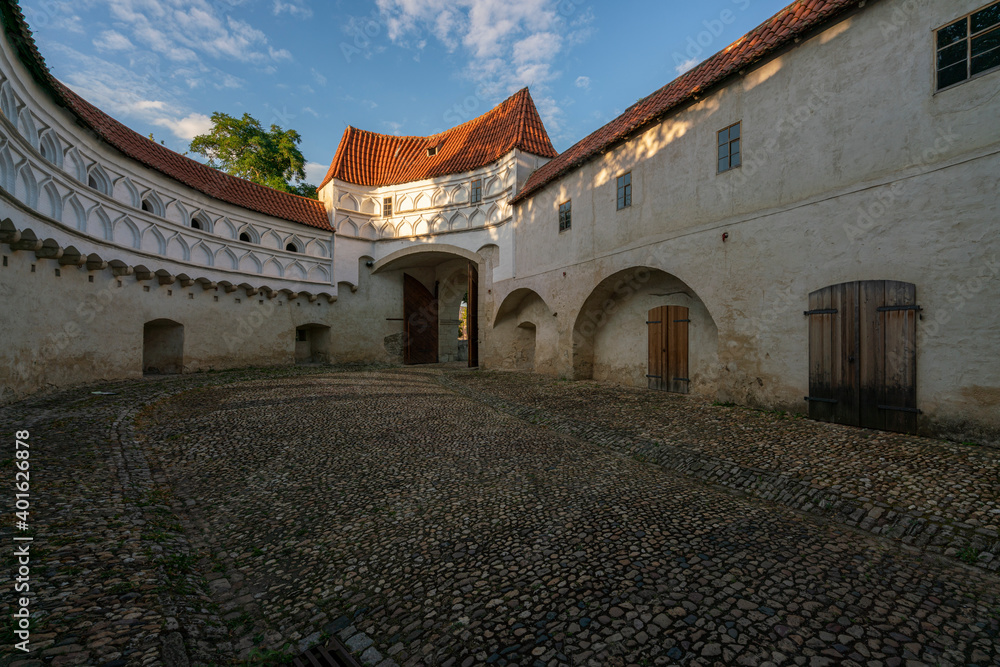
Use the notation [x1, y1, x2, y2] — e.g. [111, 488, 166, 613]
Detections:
[143, 319, 184, 375]
[493, 288, 554, 373]
[296, 324, 332, 364]
[571, 267, 719, 395]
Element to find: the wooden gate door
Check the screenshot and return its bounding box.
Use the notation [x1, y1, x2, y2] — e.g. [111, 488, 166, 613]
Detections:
[807, 281, 918, 433]
[404, 273, 438, 365]
[647, 306, 690, 394]
[467, 262, 479, 368]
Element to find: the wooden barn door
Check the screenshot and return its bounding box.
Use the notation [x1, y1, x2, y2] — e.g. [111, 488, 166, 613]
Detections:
[404, 273, 439, 365]
[467, 262, 479, 368]
[647, 306, 690, 394]
[807, 281, 919, 434]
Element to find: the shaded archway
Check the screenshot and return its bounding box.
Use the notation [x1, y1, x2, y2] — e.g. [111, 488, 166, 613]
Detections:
[571, 267, 718, 393]
[143, 319, 184, 375]
[492, 288, 555, 373]
[295, 324, 332, 364]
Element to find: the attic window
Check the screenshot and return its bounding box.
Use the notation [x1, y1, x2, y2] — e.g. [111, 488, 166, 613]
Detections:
[427, 146, 439, 157]
[240, 232, 252, 243]
[286, 243, 298, 253]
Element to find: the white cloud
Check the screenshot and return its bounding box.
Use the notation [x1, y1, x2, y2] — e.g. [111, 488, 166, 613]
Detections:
[310, 68, 328, 86]
[374, 0, 593, 134]
[303, 161, 327, 183]
[94, 30, 134, 52]
[103, 0, 293, 66]
[675, 57, 701, 75]
[273, 0, 313, 19]
[575, 75, 590, 90]
[152, 112, 215, 141]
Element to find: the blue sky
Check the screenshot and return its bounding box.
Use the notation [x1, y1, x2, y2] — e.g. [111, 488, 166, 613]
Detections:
[23, 0, 791, 185]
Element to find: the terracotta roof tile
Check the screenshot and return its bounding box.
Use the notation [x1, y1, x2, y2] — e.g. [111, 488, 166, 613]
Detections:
[511, 0, 864, 206]
[322, 88, 557, 188]
[0, 1, 330, 231]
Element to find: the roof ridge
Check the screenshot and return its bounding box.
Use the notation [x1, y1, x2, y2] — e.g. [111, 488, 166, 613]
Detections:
[0, 0, 330, 230]
[511, 0, 864, 205]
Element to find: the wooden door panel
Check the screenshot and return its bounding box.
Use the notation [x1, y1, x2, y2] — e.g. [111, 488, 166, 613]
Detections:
[667, 306, 690, 395]
[404, 273, 438, 365]
[858, 280, 886, 431]
[880, 281, 918, 434]
[807, 286, 839, 424]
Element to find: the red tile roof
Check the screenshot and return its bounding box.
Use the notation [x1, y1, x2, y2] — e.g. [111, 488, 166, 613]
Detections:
[0, 1, 330, 230]
[511, 0, 864, 206]
[322, 88, 558, 188]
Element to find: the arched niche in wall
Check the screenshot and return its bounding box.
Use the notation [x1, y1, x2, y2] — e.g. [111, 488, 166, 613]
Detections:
[87, 164, 113, 196]
[0, 81, 18, 122]
[39, 130, 62, 167]
[190, 211, 213, 233]
[141, 191, 166, 217]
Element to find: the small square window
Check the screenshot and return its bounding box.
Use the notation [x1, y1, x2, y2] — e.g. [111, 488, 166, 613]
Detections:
[559, 201, 572, 232]
[936, 2, 1000, 91]
[427, 146, 438, 157]
[617, 172, 632, 210]
[471, 179, 482, 204]
[383, 196, 393, 218]
[717, 122, 742, 173]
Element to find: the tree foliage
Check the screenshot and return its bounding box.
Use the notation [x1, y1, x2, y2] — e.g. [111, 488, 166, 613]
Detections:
[189, 112, 317, 199]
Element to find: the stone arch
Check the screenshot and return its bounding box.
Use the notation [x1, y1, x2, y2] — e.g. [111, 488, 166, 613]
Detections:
[286, 261, 307, 281]
[338, 192, 360, 211]
[413, 218, 430, 236]
[218, 217, 238, 239]
[0, 80, 18, 121]
[237, 224, 260, 244]
[261, 230, 282, 249]
[191, 241, 214, 266]
[116, 176, 141, 208]
[39, 130, 61, 167]
[307, 264, 330, 283]
[371, 243, 481, 274]
[0, 143, 15, 192]
[450, 184, 468, 204]
[304, 239, 327, 257]
[66, 194, 86, 231]
[190, 211, 213, 233]
[113, 215, 141, 248]
[239, 252, 263, 274]
[165, 233, 190, 261]
[487, 203, 503, 225]
[141, 223, 166, 255]
[64, 147, 86, 183]
[284, 234, 305, 253]
[571, 267, 719, 392]
[263, 257, 284, 277]
[17, 108, 39, 149]
[140, 190, 166, 217]
[87, 164, 113, 196]
[40, 181, 62, 220]
[16, 162, 38, 209]
[485, 175, 503, 197]
[217, 247, 239, 270]
[143, 319, 184, 375]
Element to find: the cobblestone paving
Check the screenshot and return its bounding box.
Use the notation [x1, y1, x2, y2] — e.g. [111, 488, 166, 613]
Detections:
[2, 367, 999, 667]
[445, 372, 1000, 571]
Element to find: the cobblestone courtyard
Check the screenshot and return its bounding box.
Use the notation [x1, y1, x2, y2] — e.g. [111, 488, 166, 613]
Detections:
[2, 367, 999, 667]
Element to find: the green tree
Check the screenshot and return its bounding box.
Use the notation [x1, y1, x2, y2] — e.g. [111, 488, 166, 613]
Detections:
[189, 112, 317, 199]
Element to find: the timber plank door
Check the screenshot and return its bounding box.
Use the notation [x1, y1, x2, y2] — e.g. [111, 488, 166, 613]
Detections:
[403, 273, 439, 365]
[807, 281, 919, 434]
[467, 262, 479, 368]
[647, 306, 690, 394]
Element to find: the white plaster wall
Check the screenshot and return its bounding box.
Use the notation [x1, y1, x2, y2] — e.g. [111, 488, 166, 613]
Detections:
[502, 0, 1000, 441]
